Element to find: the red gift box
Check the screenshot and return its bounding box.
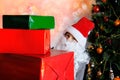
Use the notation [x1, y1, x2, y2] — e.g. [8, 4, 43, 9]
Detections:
[0, 29, 50, 54]
[0, 50, 74, 80]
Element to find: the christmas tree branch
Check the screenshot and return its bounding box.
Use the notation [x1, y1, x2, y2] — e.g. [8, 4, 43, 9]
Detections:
[110, 4, 119, 19]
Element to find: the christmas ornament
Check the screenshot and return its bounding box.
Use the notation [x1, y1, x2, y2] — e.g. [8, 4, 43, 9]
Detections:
[109, 64, 114, 80]
[88, 45, 94, 50]
[95, 32, 99, 37]
[87, 64, 91, 75]
[100, 25, 104, 31]
[87, 64, 92, 80]
[104, 16, 109, 22]
[91, 62, 95, 67]
[100, 61, 103, 64]
[88, 77, 91, 80]
[114, 19, 120, 26]
[114, 76, 120, 80]
[113, 51, 116, 54]
[97, 70, 102, 77]
[102, 0, 107, 3]
[106, 38, 112, 45]
[110, 0, 119, 7]
[96, 47, 103, 54]
[93, 5, 100, 13]
[87, 68, 91, 75]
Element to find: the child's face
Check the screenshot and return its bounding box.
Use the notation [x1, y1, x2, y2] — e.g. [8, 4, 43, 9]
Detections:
[55, 31, 79, 51]
[64, 32, 77, 42]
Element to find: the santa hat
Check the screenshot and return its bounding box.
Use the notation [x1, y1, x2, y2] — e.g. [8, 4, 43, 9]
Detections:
[64, 17, 94, 48]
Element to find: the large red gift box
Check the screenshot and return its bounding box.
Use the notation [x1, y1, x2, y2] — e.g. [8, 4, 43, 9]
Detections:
[0, 29, 50, 54]
[0, 50, 74, 80]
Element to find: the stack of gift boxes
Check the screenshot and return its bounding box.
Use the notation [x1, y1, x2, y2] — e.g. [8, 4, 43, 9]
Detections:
[0, 15, 74, 80]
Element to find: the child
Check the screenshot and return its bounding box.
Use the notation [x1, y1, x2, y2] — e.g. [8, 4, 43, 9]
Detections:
[54, 17, 94, 80]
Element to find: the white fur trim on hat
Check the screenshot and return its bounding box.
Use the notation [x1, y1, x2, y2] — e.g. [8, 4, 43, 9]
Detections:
[64, 26, 87, 48]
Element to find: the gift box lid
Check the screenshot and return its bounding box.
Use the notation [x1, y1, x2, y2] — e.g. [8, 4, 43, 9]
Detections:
[3, 15, 55, 29]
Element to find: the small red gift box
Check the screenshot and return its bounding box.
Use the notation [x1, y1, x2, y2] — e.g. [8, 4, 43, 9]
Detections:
[0, 29, 50, 54]
[0, 50, 74, 80]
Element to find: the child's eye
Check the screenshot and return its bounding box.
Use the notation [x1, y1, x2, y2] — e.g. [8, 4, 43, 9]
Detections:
[65, 34, 70, 39]
[66, 34, 70, 38]
[73, 38, 78, 42]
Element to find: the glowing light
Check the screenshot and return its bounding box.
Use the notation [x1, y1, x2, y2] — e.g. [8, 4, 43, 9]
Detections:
[82, 3, 88, 10]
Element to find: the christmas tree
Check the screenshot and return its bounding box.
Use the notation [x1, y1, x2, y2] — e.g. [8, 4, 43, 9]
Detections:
[86, 0, 120, 80]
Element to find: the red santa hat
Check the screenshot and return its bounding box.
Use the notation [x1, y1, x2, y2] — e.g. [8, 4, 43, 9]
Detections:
[64, 17, 94, 48]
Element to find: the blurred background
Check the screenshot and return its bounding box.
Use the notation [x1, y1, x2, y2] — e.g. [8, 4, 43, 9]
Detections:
[0, 0, 95, 47]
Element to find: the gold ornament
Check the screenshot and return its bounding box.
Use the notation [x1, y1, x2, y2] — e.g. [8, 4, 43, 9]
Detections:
[96, 44, 103, 54]
[100, 26, 104, 31]
[87, 64, 91, 75]
[97, 70, 102, 77]
[88, 45, 94, 50]
[96, 47, 103, 54]
[114, 19, 120, 26]
[88, 77, 91, 80]
[114, 76, 120, 80]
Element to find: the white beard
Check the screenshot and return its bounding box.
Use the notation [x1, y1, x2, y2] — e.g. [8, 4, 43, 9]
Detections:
[54, 35, 90, 80]
[54, 35, 90, 63]
[54, 35, 78, 52]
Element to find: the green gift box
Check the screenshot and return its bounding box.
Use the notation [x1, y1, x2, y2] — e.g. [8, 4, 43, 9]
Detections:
[3, 15, 55, 29]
